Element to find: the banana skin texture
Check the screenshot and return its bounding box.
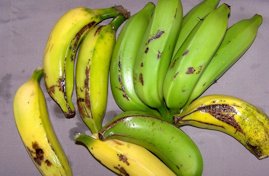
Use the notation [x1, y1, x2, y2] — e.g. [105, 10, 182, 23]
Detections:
[75, 133, 176, 176]
[13, 68, 72, 176]
[43, 6, 128, 118]
[174, 94, 269, 159]
[75, 15, 127, 134]
[99, 114, 203, 176]
[186, 14, 263, 105]
[110, 2, 160, 116]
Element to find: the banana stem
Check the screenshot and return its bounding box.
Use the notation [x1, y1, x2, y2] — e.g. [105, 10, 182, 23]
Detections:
[31, 67, 44, 82]
[74, 133, 93, 146]
[110, 14, 127, 31]
[158, 104, 173, 123]
[95, 6, 130, 21]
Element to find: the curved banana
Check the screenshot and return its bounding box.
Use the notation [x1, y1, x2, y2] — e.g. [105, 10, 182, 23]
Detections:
[43, 6, 128, 118]
[13, 68, 72, 176]
[133, 0, 183, 109]
[75, 133, 175, 176]
[75, 15, 127, 133]
[173, 0, 220, 57]
[186, 14, 263, 105]
[174, 94, 269, 159]
[110, 2, 160, 116]
[99, 114, 203, 176]
[163, 4, 230, 111]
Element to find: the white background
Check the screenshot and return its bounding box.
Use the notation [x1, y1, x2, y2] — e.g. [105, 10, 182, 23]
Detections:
[1, 0, 269, 175]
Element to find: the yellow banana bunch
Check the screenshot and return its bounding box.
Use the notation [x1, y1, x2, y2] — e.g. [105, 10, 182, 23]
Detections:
[75, 133, 175, 176]
[174, 94, 269, 159]
[13, 68, 72, 176]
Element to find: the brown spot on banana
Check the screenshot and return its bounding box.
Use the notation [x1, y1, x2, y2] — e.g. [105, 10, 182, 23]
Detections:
[117, 59, 130, 101]
[27, 142, 52, 167]
[147, 30, 165, 44]
[182, 50, 189, 56]
[114, 165, 129, 176]
[246, 142, 263, 159]
[139, 73, 144, 85]
[117, 154, 129, 166]
[186, 67, 196, 74]
[145, 47, 149, 53]
[157, 50, 161, 59]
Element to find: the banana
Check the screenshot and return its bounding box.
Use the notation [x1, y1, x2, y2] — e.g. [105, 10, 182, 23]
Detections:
[75, 133, 176, 176]
[110, 2, 160, 116]
[13, 68, 72, 176]
[43, 6, 128, 118]
[173, 0, 220, 57]
[75, 15, 127, 133]
[163, 4, 230, 111]
[133, 0, 183, 109]
[99, 113, 203, 176]
[186, 14, 263, 106]
[174, 94, 269, 159]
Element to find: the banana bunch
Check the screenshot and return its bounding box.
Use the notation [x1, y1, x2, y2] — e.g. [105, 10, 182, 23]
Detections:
[13, 0, 269, 175]
[13, 68, 72, 176]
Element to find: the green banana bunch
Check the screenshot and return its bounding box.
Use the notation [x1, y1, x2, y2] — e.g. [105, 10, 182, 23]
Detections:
[133, 0, 183, 109]
[186, 14, 263, 105]
[43, 6, 128, 118]
[110, 2, 160, 116]
[13, 68, 72, 176]
[163, 4, 230, 111]
[75, 15, 127, 134]
[75, 133, 176, 176]
[173, 0, 220, 57]
[174, 94, 269, 159]
[99, 113, 203, 176]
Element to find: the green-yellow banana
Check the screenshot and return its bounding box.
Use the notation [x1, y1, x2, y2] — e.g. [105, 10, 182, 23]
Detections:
[13, 68, 72, 176]
[75, 133, 176, 176]
[174, 94, 269, 159]
[43, 6, 128, 118]
[75, 15, 127, 133]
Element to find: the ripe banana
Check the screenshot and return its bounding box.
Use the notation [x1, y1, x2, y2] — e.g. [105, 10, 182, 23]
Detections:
[75, 133, 176, 176]
[110, 2, 160, 116]
[13, 68, 72, 176]
[186, 14, 263, 106]
[173, 0, 220, 57]
[75, 15, 127, 133]
[133, 0, 183, 109]
[99, 114, 203, 176]
[163, 4, 230, 111]
[43, 6, 128, 118]
[174, 94, 269, 159]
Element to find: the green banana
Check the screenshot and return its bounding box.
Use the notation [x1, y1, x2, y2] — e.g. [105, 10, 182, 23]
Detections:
[133, 0, 183, 109]
[110, 2, 160, 116]
[174, 94, 269, 160]
[163, 4, 230, 111]
[186, 14, 263, 106]
[13, 68, 72, 176]
[43, 6, 128, 118]
[75, 15, 127, 133]
[99, 113, 203, 176]
[173, 0, 220, 57]
[75, 133, 176, 176]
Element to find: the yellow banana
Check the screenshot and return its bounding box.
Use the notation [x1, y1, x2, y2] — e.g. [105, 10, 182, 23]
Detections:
[75, 133, 175, 176]
[43, 6, 128, 118]
[75, 15, 127, 133]
[174, 94, 269, 159]
[13, 68, 72, 176]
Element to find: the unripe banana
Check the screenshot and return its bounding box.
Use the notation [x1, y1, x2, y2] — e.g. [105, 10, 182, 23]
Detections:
[43, 6, 128, 118]
[174, 94, 269, 159]
[75, 15, 127, 133]
[133, 0, 183, 109]
[99, 114, 203, 176]
[110, 2, 160, 116]
[13, 68, 72, 176]
[75, 133, 176, 176]
[186, 14, 263, 106]
[173, 0, 220, 57]
[163, 4, 230, 111]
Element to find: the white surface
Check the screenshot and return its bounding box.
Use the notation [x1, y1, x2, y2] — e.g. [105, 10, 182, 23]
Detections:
[1, 0, 269, 175]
